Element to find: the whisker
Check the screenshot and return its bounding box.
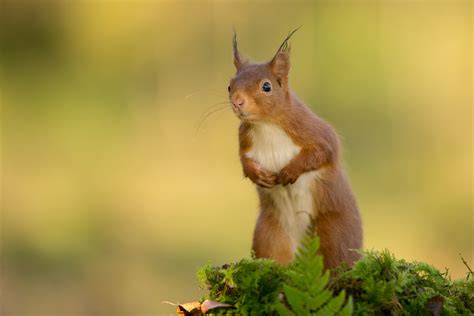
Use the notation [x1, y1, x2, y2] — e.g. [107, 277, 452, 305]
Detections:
[207, 88, 229, 99]
[194, 105, 230, 135]
[199, 101, 230, 116]
[185, 91, 201, 99]
[185, 89, 228, 100]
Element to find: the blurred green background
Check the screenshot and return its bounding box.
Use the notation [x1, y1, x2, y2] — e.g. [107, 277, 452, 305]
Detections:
[1, 0, 472, 315]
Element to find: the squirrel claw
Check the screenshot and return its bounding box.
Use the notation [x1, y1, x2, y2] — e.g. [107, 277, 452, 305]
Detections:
[255, 172, 278, 188]
[278, 166, 299, 186]
[243, 158, 279, 188]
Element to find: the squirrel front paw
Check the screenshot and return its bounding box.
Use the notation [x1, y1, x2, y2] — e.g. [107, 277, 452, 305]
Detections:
[278, 165, 300, 186]
[243, 159, 279, 188]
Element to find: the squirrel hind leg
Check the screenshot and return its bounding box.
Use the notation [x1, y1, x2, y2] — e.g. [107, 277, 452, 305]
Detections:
[252, 207, 294, 265]
[315, 210, 362, 269]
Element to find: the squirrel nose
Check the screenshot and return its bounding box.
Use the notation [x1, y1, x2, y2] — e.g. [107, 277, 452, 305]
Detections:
[231, 95, 245, 109]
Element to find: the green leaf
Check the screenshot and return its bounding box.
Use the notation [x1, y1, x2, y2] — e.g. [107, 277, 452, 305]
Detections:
[309, 271, 330, 295]
[316, 290, 346, 315]
[282, 284, 307, 315]
[307, 290, 333, 311]
[273, 235, 354, 315]
[274, 302, 296, 316]
[337, 296, 353, 316]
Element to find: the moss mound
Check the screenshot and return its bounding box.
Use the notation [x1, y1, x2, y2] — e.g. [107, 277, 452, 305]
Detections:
[330, 250, 473, 315]
[197, 239, 473, 315]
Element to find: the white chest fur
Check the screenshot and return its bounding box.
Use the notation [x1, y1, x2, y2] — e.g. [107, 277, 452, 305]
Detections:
[246, 123, 318, 253]
[246, 123, 300, 173]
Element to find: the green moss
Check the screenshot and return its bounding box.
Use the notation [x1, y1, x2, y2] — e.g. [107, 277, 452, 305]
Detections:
[330, 250, 474, 315]
[197, 238, 473, 315]
[197, 237, 351, 315]
[197, 258, 287, 314]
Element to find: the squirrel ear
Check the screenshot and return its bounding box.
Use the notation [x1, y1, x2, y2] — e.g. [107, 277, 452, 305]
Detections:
[270, 51, 290, 80]
[233, 31, 247, 70]
[270, 28, 300, 81]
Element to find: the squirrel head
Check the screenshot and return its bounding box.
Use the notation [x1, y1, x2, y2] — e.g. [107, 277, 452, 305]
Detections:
[228, 29, 299, 122]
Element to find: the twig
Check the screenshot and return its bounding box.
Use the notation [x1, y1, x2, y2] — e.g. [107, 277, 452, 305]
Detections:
[459, 253, 473, 280]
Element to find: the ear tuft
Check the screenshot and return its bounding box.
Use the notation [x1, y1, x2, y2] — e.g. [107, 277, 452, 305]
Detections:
[233, 31, 246, 70]
[270, 27, 301, 81]
[274, 27, 301, 56]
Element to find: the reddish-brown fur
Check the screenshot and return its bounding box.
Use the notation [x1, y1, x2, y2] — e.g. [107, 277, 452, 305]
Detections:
[252, 202, 294, 265]
[229, 32, 362, 269]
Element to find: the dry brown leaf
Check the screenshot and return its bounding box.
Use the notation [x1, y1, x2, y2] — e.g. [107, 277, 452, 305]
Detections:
[200, 299, 233, 313]
[176, 301, 201, 313]
[163, 299, 234, 315]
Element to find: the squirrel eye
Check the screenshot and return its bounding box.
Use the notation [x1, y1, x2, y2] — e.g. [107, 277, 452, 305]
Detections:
[262, 81, 272, 93]
[227, 85, 231, 92]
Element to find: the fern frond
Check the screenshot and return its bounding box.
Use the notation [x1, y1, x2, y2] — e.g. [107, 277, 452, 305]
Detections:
[317, 290, 346, 314]
[282, 284, 308, 315]
[337, 296, 353, 316]
[274, 302, 295, 316]
[275, 235, 353, 315]
[307, 290, 332, 310]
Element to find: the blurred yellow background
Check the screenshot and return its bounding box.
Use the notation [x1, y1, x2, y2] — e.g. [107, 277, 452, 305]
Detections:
[1, 1, 472, 315]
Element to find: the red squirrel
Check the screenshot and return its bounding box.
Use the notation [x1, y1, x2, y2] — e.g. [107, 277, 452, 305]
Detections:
[228, 30, 363, 269]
